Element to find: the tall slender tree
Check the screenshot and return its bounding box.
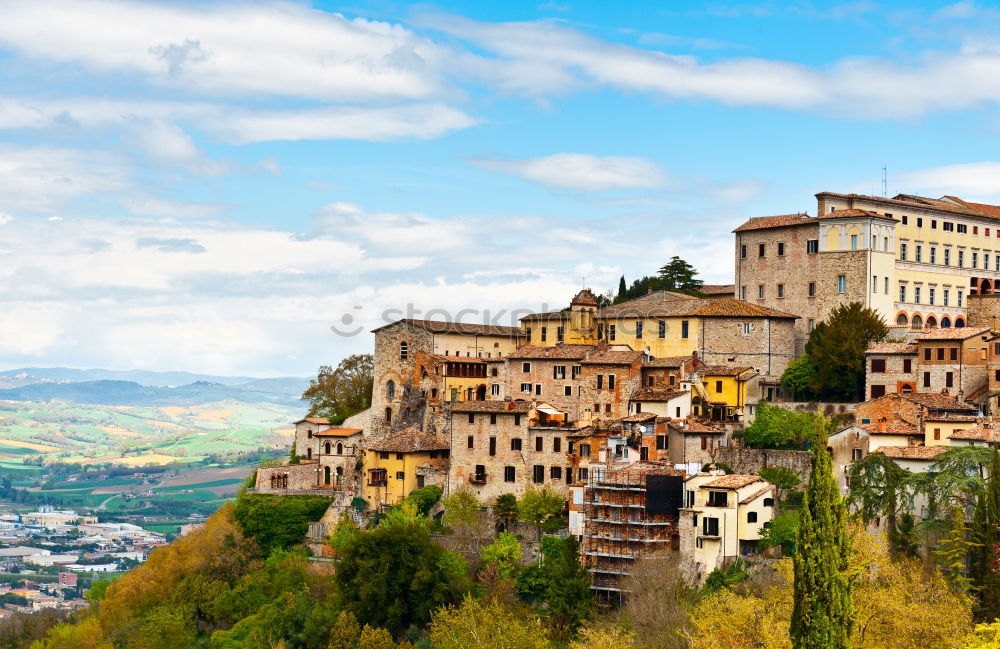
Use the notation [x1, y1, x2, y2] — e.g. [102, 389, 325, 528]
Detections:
[791, 427, 854, 649]
[617, 275, 627, 301]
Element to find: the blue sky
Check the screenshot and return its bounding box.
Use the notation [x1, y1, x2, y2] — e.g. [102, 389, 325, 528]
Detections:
[2, 0, 1000, 376]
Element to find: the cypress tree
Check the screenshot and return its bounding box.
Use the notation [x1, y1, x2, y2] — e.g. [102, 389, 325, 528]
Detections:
[617, 275, 627, 301]
[791, 428, 854, 649]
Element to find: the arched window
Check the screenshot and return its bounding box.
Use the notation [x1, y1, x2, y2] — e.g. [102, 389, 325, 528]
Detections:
[324, 466, 331, 485]
[926, 316, 938, 328]
[325, 442, 331, 455]
[336, 442, 343, 455]
[896, 313, 908, 325]
[911, 315, 923, 329]
[386, 379, 395, 399]
[941, 317, 952, 328]
[955, 317, 966, 327]
[400, 341, 408, 360]
[901, 383, 913, 394]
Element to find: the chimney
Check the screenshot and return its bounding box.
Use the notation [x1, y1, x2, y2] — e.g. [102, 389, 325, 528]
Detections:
[877, 418, 887, 433]
[647, 287, 653, 295]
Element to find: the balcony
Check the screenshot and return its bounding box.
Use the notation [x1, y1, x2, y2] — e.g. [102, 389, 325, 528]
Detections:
[367, 479, 387, 487]
[469, 473, 488, 485]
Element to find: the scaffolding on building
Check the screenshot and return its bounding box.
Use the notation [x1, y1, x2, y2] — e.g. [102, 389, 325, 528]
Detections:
[580, 461, 683, 601]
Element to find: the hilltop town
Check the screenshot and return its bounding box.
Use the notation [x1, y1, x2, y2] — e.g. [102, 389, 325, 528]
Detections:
[250, 189, 1000, 593]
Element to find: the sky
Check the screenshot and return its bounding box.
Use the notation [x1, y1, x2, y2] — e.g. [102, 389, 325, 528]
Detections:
[3, 0, 1000, 377]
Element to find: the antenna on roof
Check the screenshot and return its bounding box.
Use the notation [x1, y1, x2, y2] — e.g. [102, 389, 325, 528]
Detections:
[882, 165, 887, 198]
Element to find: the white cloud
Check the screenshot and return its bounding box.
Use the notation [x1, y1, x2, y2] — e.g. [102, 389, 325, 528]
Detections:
[0, 145, 131, 212]
[0, 213, 12, 226]
[314, 202, 473, 254]
[0, 0, 451, 102]
[896, 161, 1000, 197]
[123, 119, 228, 175]
[468, 153, 667, 191]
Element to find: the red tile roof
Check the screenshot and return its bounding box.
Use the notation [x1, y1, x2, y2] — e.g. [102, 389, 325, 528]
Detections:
[597, 461, 685, 485]
[819, 208, 897, 222]
[942, 196, 1000, 219]
[643, 355, 694, 368]
[696, 365, 755, 377]
[864, 342, 917, 355]
[949, 421, 1000, 442]
[295, 417, 330, 425]
[901, 392, 978, 412]
[816, 192, 988, 218]
[857, 421, 920, 435]
[372, 318, 524, 336]
[508, 344, 594, 360]
[632, 388, 688, 401]
[621, 412, 658, 423]
[571, 289, 599, 306]
[599, 296, 798, 320]
[699, 284, 735, 297]
[667, 418, 723, 434]
[740, 484, 777, 505]
[582, 349, 643, 365]
[314, 428, 363, 437]
[733, 213, 815, 233]
[367, 427, 449, 453]
[702, 474, 766, 490]
[874, 445, 945, 460]
[916, 326, 991, 341]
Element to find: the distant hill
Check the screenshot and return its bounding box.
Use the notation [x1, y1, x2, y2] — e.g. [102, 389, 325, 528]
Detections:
[0, 367, 270, 387]
[0, 379, 309, 407]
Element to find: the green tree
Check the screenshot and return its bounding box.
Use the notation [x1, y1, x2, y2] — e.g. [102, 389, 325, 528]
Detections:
[327, 610, 361, 649]
[480, 531, 522, 579]
[804, 302, 888, 401]
[518, 486, 565, 543]
[335, 522, 457, 630]
[442, 486, 490, 555]
[759, 511, 800, 555]
[301, 354, 374, 423]
[847, 451, 913, 546]
[791, 427, 854, 649]
[430, 594, 553, 649]
[494, 493, 519, 530]
[742, 403, 824, 449]
[780, 356, 818, 401]
[935, 505, 980, 595]
[289, 441, 300, 465]
[759, 466, 802, 502]
[357, 625, 397, 649]
[971, 449, 1000, 620]
[617, 276, 627, 301]
[657, 256, 703, 293]
[233, 493, 331, 556]
[403, 484, 442, 516]
[543, 536, 592, 642]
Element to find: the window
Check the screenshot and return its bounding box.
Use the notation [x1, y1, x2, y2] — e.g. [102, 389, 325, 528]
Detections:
[923, 371, 931, 388]
[474, 465, 486, 482]
[580, 443, 590, 457]
[930, 247, 937, 264]
[520, 382, 531, 393]
[715, 380, 723, 393]
[702, 515, 720, 535]
[974, 252, 979, 268]
[656, 435, 667, 450]
[777, 242, 785, 256]
[742, 322, 751, 335]
[758, 243, 765, 257]
[900, 242, 907, 260]
[944, 289, 950, 306]
[399, 341, 408, 359]
[884, 277, 889, 294]
[533, 465, 544, 483]
[851, 234, 858, 250]
[899, 284, 906, 303]
[740, 286, 747, 300]
[900, 214, 906, 224]
[748, 512, 758, 523]
[929, 288, 936, 305]
[758, 284, 765, 299]
[579, 467, 589, 480]
[807, 239, 818, 254]
[872, 275, 877, 293]
[467, 436, 474, 449]
[959, 223, 968, 233]
[659, 320, 666, 338]
[605, 403, 611, 413]
[564, 385, 572, 396]
[916, 244, 922, 262]
[837, 275, 846, 293]
[554, 365, 566, 379]
[540, 327, 547, 342]
[511, 437, 522, 451]
[522, 362, 531, 373]
[608, 374, 615, 390]
[959, 250, 965, 267]
[870, 385, 886, 398]
[740, 244, 747, 259]
[467, 413, 475, 424]
[535, 436, 543, 452]
[934, 428, 941, 441]
[490, 413, 498, 425]
[550, 466, 562, 480]
[924, 348, 932, 361]
[609, 324, 616, 341]
[945, 248, 951, 265]
[553, 438, 561, 452]
[944, 221, 954, 232]
[635, 321, 643, 339]
[852, 449, 863, 461]
[597, 323, 603, 339]
[932, 219, 938, 229]
[777, 284, 784, 298]
[386, 379, 395, 399]
[915, 286, 921, 304]
[535, 384, 542, 395]
[396, 471, 405, 480]
[903, 358, 912, 373]
[596, 374, 603, 389]
[572, 365, 581, 379]
[958, 291, 964, 307]
[808, 319, 815, 331]
[987, 253, 991, 270]
[707, 490, 728, 506]
[938, 347, 945, 361]
[808, 281, 816, 297]
[681, 320, 689, 338]
[917, 217, 923, 227]
[640, 446, 649, 460]
[871, 359, 886, 373]
[504, 466, 515, 482]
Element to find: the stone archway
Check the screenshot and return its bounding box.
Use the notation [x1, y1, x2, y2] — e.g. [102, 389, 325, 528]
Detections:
[896, 312, 909, 326]
[941, 316, 952, 328]
[911, 314, 923, 329]
[926, 316, 938, 328]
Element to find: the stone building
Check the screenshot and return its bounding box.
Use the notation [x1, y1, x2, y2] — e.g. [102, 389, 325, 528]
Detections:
[628, 387, 691, 420]
[854, 391, 978, 430]
[667, 418, 726, 467]
[735, 192, 1000, 355]
[864, 342, 918, 399]
[579, 347, 644, 425]
[370, 319, 524, 436]
[255, 418, 363, 495]
[445, 400, 574, 500]
[520, 289, 600, 346]
[677, 473, 775, 579]
[639, 354, 697, 390]
[690, 365, 759, 424]
[505, 344, 595, 421]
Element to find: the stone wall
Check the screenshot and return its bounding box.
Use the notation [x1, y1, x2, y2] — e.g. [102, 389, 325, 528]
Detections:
[770, 401, 858, 422]
[712, 447, 812, 486]
[699, 317, 797, 378]
[968, 293, 1000, 328]
[371, 321, 434, 436]
[579, 359, 642, 425]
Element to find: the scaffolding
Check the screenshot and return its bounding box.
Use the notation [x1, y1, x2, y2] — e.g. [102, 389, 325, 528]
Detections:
[581, 461, 682, 599]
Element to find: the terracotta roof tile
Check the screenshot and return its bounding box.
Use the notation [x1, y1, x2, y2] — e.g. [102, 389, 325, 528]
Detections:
[816, 192, 989, 218]
[597, 461, 685, 485]
[857, 421, 920, 435]
[949, 421, 1000, 442]
[582, 349, 643, 365]
[819, 208, 897, 222]
[621, 412, 658, 423]
[371, 318, 524, 337]
[667, 418, 724, 434]
[519, 311, 570, 322]
[699, 284, 735, 297]
[314, 428, 363, 437]
[696, 365, 755, 377]
[865, 342, 917, 355]
[571, 289, 599, 306]
[702, 474, 766, 490]
[874, 445, 946, 460]
[901, 393, 978, 412]
[924, 414, 980, 423]
[599, 296, 798, 320]
[367, 427, 449, 453]
[916, 326, 991, 341]
[943, 196, 1000, 219]
[733, 213, 815, 233]
[632, 388, 688, 401]
[294, 417, 331, 425]
[447, 400, 533, 414]
[508, 344, 594, 360]
[643, 355, 694, 368]
[740, 484, 777, 505]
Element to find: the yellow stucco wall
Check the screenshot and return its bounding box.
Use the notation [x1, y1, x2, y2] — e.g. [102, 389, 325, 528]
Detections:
[597, 316, 699, 357]
[924, 420, 976, 446]
[362, 450, 448, 507]
[431, 332, 520, 359]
